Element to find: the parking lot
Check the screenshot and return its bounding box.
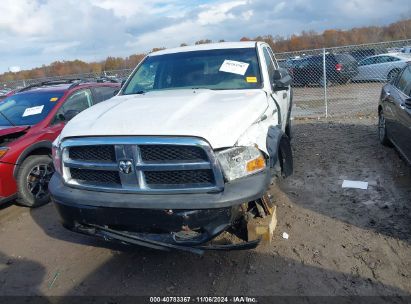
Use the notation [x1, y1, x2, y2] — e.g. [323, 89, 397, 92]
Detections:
[0, 118, 409, 299]
[292, 82, 383, 118]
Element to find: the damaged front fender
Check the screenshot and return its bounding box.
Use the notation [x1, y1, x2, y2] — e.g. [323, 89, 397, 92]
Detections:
[266, 126, 293, 177]
[236, 119, 293, 178]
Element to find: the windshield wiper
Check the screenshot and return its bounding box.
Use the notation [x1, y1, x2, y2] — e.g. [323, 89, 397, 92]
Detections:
[0, 111, 15, 126]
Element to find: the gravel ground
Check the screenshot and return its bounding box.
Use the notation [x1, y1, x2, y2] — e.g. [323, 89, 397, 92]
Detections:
[0, 118, 410, 301]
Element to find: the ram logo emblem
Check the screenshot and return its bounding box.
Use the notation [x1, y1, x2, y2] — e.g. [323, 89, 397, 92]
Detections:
[118, 160, 133, 174]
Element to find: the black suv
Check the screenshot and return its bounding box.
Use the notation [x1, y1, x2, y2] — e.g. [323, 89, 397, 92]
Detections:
[290, 53, 358, 86]
[378, 63, 411, 163]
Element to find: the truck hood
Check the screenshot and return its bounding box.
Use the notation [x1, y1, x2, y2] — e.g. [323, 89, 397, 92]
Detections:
[61, 89, 268, 149]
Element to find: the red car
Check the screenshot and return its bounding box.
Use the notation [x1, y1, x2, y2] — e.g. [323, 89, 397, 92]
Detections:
[0, 88, 19, 102]
[0, 79, 120, 207]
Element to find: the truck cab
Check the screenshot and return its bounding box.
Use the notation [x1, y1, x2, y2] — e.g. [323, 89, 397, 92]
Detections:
[49, 42, 293, 253]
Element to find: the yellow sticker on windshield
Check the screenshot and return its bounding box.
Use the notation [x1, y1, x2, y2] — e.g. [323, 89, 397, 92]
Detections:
[246, 77, 257, 83]
[50, 97, 59, 102]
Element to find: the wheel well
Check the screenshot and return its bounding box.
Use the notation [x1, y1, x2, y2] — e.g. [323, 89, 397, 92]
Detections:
[26, 147, 51, 158]
[278, 135, 293, 177]
[13, 147, 52, 178]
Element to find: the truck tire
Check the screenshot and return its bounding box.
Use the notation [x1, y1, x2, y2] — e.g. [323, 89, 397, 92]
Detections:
[285, 121, 292, 139]
[16, 155, 54, 208]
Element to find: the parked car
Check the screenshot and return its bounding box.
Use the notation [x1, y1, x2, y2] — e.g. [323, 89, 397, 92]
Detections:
[378, 64, 411, 163]
[350, 49, 376, 62]
[401, 46, 411, 54]
[49, 41, 294, 253]
[0, 79, 120, 207]
[353, 53, 411, 82]
[0, 88, 18, 102]
[290, 53, 358, 86]
[279, 57, 303, 69]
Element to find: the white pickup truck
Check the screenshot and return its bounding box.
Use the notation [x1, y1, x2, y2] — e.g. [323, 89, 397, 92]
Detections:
[49, 42, 293, 254]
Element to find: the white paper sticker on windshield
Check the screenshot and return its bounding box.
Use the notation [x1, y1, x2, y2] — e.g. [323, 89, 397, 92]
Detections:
[22, 105, 44, 117]
[219, 60, 249, 75]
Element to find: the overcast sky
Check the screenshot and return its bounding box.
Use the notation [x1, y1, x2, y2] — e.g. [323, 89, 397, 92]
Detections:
[0, 0, 409, 73]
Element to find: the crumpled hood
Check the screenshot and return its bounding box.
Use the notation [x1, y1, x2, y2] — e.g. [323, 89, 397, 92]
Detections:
[0, 125, 29, 137]
[60, 89, 268, 149]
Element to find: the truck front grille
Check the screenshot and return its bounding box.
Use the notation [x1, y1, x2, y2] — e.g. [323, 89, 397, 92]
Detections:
[69, 145, 116, 162]
[70, 168, 121, 185]
[144, 170, 214, 185]
[60, 137, 224, 194]
[140, 145, 208, 162]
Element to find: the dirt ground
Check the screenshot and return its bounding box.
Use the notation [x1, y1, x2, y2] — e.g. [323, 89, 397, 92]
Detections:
[0, 118, 410, 300]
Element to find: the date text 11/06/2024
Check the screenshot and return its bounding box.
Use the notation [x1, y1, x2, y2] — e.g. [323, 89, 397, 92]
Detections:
[149, 296, 258, 303]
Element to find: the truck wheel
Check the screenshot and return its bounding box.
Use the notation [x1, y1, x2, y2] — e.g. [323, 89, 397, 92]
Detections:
[378, 111, 391, 146]
[16, 155, 54, 208]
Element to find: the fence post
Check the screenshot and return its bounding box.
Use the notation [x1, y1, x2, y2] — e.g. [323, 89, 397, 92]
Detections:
[323, 48, 328, 118]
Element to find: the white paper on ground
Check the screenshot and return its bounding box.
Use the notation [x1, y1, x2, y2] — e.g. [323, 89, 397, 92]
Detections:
[282, 232, 289, 239]
[22, 105, 44, 117]
[342, 180, 368, 190]
[219, 60, 249, 75]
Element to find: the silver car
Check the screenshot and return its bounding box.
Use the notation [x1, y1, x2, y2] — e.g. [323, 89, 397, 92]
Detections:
[353, 53, 411, 82]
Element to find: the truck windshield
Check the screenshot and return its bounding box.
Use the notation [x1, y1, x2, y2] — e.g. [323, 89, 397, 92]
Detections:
[0, 91, 64, 126]
[123, 48, 262, 94]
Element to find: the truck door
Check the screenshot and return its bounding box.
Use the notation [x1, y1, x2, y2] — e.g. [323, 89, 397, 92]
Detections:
[262, 46, 288, 130]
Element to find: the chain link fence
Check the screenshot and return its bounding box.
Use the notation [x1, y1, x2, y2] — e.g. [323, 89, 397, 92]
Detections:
[276, 39, 411, 118]
[0, 69, 134, 94]
[1, 39, 411, 118]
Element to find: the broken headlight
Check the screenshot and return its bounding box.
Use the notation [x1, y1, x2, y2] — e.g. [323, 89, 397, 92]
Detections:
[216, 146, 266, 182]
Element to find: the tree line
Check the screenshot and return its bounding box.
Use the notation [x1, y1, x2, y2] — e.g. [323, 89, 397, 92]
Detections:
[1, 18, 410, 82]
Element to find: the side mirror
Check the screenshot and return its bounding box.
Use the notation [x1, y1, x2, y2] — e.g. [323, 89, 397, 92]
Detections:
[57, 113, 66, 121]
[272, 68, 292, 91]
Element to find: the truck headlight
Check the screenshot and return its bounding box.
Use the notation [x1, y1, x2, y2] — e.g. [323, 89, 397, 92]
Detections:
[216, 146, 266, 182]
[52, 139, 62, 175]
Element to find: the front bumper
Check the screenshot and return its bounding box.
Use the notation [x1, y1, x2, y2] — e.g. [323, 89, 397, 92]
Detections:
[0, 162, 17, 203]
[50, 170, 271, 251]
[49, 169, 271, 210]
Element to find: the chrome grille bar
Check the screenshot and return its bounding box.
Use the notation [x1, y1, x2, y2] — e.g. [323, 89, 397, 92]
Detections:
[64, 159, 118, 171]
[136, 162, 211, 171]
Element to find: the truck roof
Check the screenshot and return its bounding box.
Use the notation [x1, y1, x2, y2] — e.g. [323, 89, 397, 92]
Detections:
[149, 41, 258, 56]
